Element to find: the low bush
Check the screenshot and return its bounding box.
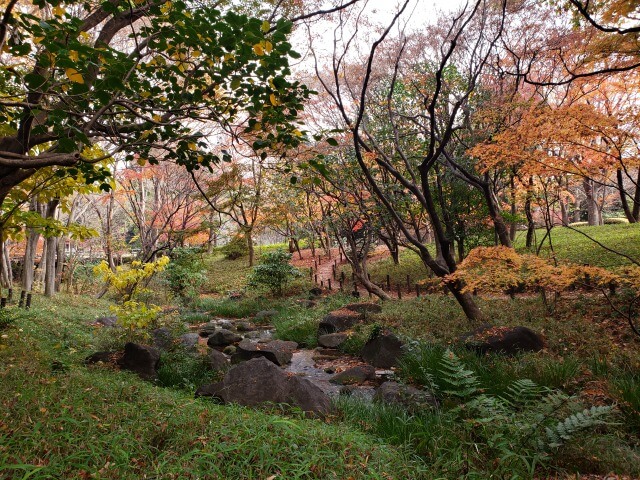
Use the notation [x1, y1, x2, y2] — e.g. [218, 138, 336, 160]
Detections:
[221, 235, 248, 260]
[165, 247, 207, 303]
[247, 249, 302, 296]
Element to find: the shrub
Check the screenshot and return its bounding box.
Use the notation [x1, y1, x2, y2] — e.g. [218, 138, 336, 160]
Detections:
[247, 249, 302, 296]
[221, 235, 248, 260]
[165, 247, 207, 302]
[94, 257, 169, 331]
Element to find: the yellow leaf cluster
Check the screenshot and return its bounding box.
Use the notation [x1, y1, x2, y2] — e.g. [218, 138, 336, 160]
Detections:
[447, 246, 625, 295]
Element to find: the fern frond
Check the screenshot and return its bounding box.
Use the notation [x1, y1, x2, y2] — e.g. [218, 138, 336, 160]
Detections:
[439, 349, 479, 399]
[468, 394, 512, 421]
[501, 379, 548, 406]
[540, 405, 613, 450]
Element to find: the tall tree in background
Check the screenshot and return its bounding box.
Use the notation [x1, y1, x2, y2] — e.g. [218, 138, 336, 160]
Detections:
[315, 0, 507, 320]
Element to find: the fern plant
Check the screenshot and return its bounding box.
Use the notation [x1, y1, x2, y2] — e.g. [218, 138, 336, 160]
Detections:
[417, 350, 615, 475]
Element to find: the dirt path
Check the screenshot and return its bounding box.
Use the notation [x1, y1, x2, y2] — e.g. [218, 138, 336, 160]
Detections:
[290, 246, 421, 299]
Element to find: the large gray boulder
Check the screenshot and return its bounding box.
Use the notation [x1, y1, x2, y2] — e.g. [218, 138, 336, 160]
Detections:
[195, 357, 331, 416]
[117, 342, 160, 380]
[361, 332, 405, 368]
[460, 325, 545, 355]
[151, 327, 173, 351]
[318, 308, 363, 334]
[208, 349, 230, 372]
[198, 322, 218, 338]
[207, 329, 242, 347]
[255, 310, 278, 321]
[234, 339, 298, 366]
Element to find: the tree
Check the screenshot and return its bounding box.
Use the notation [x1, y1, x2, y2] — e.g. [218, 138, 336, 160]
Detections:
[0, 0, 313, 226]
[313, 0, 508, 320]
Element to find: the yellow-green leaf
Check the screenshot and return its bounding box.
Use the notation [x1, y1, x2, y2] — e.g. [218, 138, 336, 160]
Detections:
[65, 68, 84, 84]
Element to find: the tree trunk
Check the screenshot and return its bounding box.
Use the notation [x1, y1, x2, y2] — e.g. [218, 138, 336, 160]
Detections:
[246, 230, 255, 267]
[583, 178, 601, 226]
[509, 174, 517, 241]
[448, 281, 484, 321]
[559, 196, 569, 225]
[292, 238, 303, 260]
[483, 183, 512, 248]
[633, 170, 640, 221]
[22, 230, 40, 292]
[618, 169, 637, 223]
[380, 236, 399, 265]
[44, 199, 60, 297]
[21, 200, 45, 292]
[44, 236, 57, 297]
[0, 239, 10, 291]
[55, 235, 65, 292]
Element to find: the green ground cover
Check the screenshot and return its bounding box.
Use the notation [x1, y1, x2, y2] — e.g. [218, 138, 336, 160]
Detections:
[3, 232, 640, 478]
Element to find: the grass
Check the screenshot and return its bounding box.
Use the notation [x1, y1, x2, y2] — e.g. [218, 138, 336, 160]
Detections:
[4, 242, 640, 479]
[342, 224, 640, 293]
[201, 254, 254, 295]
[0, 294, 430, 479]
[514, 223, 640, 268]
[366, 248, 432, 289]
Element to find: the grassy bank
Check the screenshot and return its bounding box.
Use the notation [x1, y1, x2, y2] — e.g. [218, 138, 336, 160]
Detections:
[0, 294, 428, 479]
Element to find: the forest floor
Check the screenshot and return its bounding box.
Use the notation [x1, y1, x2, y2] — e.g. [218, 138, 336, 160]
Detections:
[2, 226, 640, 478]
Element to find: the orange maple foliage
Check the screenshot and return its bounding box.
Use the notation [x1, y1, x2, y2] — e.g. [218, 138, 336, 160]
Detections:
[445, 246, 636, 296]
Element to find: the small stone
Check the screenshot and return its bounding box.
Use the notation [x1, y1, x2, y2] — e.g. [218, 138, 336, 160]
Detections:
[117, 343, 160, 380]
[85, 351, 118, 365]
[208, 349, 230, 372]
[92, 316, 118, 327]
[318, 333, 348, 348]
[223, 345, 237, 355]
[460, 324, 545, 355]
[297, 299, 317, 309]
[207, 329, 242, 347]
[198, 322, 216, 338]
[361, 333, 405, 368]
[236, 322, 254, 332]
[255, 310, 278, 321]
[235, 339, 298, 366]
[330, 365, 376, 385]
[151, 327, 173, 351]
[374, 381, 438, 412]
[309, 287, 323, 297]
[318, 308, 364, 334]
[179, 333, 200, 351]
[218, 320, 235, 330]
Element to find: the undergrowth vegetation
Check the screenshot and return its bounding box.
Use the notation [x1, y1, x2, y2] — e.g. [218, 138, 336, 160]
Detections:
[2, 229, 640, 479]
[0, 296, 428, 479]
